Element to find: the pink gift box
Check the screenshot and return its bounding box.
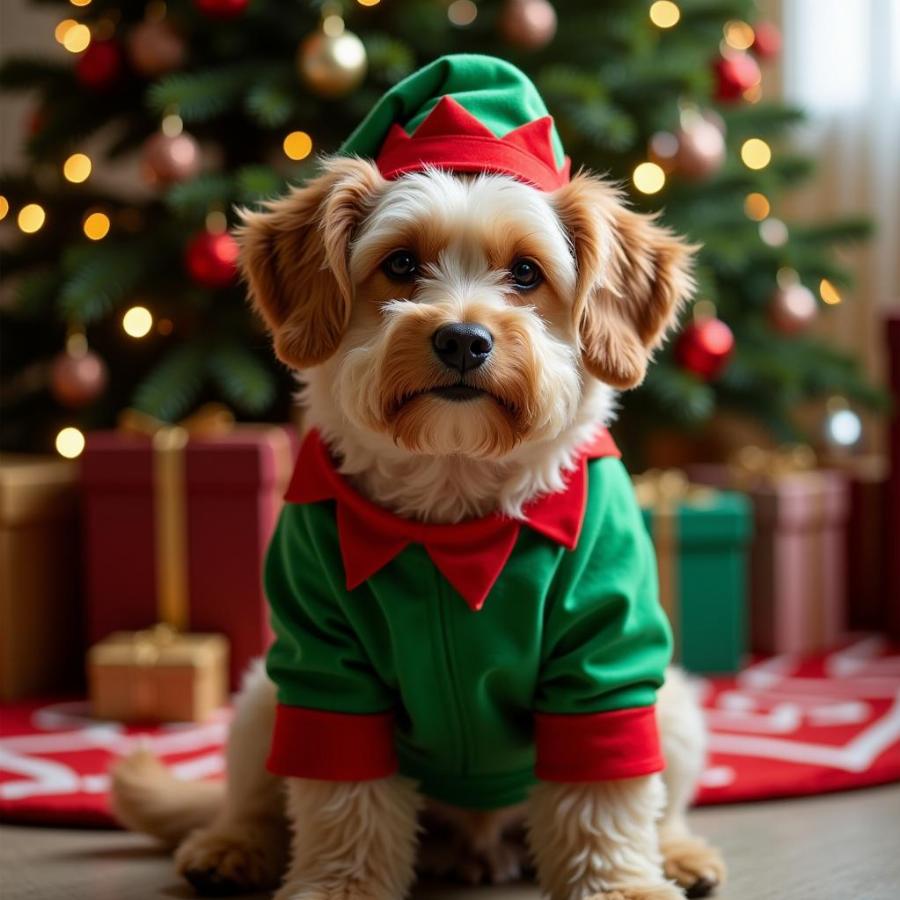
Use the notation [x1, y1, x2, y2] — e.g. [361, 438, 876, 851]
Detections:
[690, 465, 849, 654]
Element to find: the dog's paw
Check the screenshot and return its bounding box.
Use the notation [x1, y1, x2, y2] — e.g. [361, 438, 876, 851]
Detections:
[587, 885, 683, 900]
[662, 834, 726, 898]
[175, 820, 285, 895]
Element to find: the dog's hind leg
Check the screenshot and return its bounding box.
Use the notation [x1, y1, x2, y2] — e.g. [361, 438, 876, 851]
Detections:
[172, 660, 288, 896]
[656, 668, 726, 898]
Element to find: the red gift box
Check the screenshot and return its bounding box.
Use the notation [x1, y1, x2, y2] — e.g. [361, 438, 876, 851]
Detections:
[887, 314, 900, 637]
[82, 417, 297, 687]
[690, 456, 849, 655]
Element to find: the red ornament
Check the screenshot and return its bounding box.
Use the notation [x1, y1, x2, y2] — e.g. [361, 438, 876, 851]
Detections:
[50, 348, 108, 408]
[75, 40, 124, 91]
[712, 52, 761, 103]
[751, 21, 782, 60]
[185, 231, 239, 288]
[194, 0, 249, 19]
[675, 317, 734, 380]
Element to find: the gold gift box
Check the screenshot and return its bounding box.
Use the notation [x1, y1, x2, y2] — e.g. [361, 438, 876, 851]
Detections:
[88, 626, 228, 723]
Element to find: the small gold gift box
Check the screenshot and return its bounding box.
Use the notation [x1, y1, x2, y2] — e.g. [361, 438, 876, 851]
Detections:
[88, 625, 228, 723]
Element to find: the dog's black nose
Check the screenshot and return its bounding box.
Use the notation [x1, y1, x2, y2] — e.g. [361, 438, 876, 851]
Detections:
[432, 323, 493, 374]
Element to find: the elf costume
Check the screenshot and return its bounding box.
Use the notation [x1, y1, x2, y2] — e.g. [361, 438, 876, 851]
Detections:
[265, 56, 672, 809]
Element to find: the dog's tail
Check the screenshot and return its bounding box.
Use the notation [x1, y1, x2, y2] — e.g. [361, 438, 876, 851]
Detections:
[110, 749, 224, 847]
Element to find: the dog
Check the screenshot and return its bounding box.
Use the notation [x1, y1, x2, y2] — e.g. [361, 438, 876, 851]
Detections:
[112, 156, 725, 900]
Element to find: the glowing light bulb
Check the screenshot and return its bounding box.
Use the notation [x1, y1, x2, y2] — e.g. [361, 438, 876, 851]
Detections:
[741, 138, 772, 170]
[744, 192, 770, 221]
[322, 15, 345, 37]
[357, 0, 380, 5]
[819, 278, 843, 306]
[63, 152, 92, 183]
[56, 427, 86, 459]
[54, 19, 77, 44]
[723, 20, 755, 50]
[18, 203, 46, 234]
[632, 162, 666, 194]
[70, 0, 93, 7]
[62, 23, 91, 53]
[161, 114, 183, 137]
[649, 1, 680, 29]
[0, 195, 9, 221]
[83, 211, 110, 240]
[283, 130, 313, 161]
[448, 0, 477, 27]
[123, 306, 153, 338]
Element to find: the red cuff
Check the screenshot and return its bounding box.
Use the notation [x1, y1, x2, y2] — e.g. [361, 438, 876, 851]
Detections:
[267, 705, 397, 781]
[535, 706, 664, 782]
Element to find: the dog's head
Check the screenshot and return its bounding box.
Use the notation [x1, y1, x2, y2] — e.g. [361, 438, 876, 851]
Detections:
[238, 157, 695, 459]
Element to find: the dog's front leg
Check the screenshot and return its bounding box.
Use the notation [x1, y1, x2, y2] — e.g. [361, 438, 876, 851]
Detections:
[275, 775, 422, 900]
[527, 775, 680, 900]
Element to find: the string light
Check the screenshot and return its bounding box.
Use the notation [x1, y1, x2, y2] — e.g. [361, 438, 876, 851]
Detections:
[632, 161, 666, 194]
[322, 15, 345, 37]
[283, 130, 313, 161]
[69, 0, 93, 7]
[447, 0, 477, 27]
[0, 195, 9, 221]
[18, 203, 46, 234]
[62, 22, 91, 53]
[54, 19, 77, 43]
[723, 20, 755, 50]
[83, 211, 110, 240]
[759, 217, 789, 247]
[63, 152, 92, 183]
[744, 192, 770, 221]
[819, 278, 843, 305]
[741, 138, 771, 170]
[357, 0, 381, 5]
[55, 426, 86, 459]
[123, 306, 153, 338]
[161, 113, 183, 137]
[649, 1, 680, 29]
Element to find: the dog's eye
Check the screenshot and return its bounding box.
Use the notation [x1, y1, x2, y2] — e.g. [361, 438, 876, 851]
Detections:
[383, 250, 419, 281]
[510, 258, 542, 290]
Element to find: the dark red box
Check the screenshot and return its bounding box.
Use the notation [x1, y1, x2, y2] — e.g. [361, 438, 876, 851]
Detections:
[887, 314, 900, 636]
[82, 426, 297, 687]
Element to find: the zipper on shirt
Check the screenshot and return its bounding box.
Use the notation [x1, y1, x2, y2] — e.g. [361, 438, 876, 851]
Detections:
[433, 572, 471, 772]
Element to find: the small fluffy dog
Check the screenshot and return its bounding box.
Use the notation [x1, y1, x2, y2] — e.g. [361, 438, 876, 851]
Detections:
[113, 57, 725, 900]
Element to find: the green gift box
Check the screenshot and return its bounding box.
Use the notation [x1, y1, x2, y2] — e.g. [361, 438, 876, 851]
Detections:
[635, 471, 752, 674]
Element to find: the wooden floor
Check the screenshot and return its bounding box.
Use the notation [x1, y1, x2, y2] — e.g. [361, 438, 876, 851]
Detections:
[2, 784, 899, 900]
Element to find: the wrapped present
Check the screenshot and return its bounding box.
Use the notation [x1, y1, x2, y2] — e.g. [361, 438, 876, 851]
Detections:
[0, 455, 83, 699]
[82, 405, 298, 688]
[635, 470, 751, 674]
[821, 454, 889, 631]
[690, 447, 850, 655]
[887, 314, 900, 637]
[88, 625, 228, 722]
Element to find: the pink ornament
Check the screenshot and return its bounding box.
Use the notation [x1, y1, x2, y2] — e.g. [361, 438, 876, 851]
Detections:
[769, 284, 818, 335]
[498, 0, 558, 51]
[752, 21, 782, 60]
[50, 349, 108, 408]
[127, 20, 186, 77]
[712, 52, 761, 103]
[141, 131, 201, 187]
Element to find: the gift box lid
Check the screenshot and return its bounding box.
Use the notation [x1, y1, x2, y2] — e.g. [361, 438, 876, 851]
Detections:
[88, 629, 228, 668]
[82, 426, 296, 492]
[0, 454, 79, 526]
[638, 485, 751, 547]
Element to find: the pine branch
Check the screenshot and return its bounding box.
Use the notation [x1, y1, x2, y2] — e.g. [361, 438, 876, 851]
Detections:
[0, 57, 69, 90]
[166, 173, 235, 220]
[148, 64, 259, 122]
[133, 343, 207, 422]
[207, 343, 276, 414]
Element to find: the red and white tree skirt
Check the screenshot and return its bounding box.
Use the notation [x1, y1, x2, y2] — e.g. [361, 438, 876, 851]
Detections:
[2, 637, 899, 826]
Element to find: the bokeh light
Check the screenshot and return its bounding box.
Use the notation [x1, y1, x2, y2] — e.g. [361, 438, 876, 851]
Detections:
[632, 161, 666, 194]
[283, 130, 313, 161]
[723, 20, 755, 50]
[83, 211, 110, 240]
[18, 203, 46, 233]
[123, 306, 154, 338]
[0, 195, 9, 221]
[819, 278, 843, 306]
[649, 1, 681, 29]
[56, 427, 86, 459]
[62, 23, 91, 53]
[448, 0, 477, 27]
[54, 19, 77, 44]
[741, 138, 772, 170]
[744, 192, 770, 221]
[63, 152, 92, 183]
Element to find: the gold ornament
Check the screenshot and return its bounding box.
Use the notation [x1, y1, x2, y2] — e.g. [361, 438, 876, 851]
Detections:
[297, 19, 367, 99]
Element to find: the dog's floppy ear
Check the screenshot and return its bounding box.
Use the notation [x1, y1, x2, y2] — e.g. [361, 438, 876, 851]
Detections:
[554, 172, 697, 389]
[236, 157, 386, 369]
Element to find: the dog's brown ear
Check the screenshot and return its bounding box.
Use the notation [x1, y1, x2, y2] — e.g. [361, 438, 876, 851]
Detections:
[236, 157, 385, 369]
[554, 172, 697, 389]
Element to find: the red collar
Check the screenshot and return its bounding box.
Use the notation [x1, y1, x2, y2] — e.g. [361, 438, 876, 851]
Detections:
[284, 429, 620, 611]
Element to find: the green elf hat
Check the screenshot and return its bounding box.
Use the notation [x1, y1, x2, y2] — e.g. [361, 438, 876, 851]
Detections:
[341, 54, 570, 192]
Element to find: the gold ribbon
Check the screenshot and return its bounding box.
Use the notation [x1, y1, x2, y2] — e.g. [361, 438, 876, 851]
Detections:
[727, 444, 817, 489]
[117, 404, 235, 631]
[634, 470, 717, 660]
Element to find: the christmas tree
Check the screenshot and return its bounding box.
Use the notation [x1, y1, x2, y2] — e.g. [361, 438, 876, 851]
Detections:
[0, 0, 882, 463]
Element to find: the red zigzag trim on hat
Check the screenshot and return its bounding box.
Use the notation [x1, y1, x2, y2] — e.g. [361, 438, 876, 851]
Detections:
[375, 95, 571, 192]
